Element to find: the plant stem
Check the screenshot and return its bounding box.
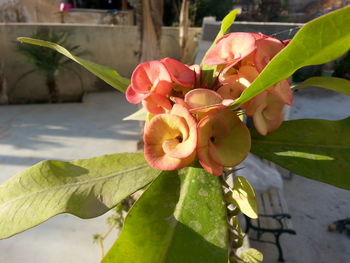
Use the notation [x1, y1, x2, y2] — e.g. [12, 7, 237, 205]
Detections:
[99, 238, 105, 259]
[98, 224, 116, 259]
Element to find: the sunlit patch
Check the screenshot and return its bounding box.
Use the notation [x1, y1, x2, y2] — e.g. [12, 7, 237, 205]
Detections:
[274, 151, 334, 160]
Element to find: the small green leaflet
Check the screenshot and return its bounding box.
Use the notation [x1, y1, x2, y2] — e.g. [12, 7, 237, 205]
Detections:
[238, 248, 263, 263]
[123, 107, 148, 121]
[230, 176, 258, 219]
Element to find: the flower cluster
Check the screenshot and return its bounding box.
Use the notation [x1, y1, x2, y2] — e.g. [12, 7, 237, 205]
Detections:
[205, 32, 292, 136]
[126, 32, 292, 175]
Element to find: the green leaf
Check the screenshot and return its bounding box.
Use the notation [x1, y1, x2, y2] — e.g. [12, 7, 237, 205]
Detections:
[238, 248, 263, 263]
[232, 6, 350, 108]
[231, 176, 258, 219]
[123, 107, 148, 121]
[0, 152, 160, 239]
[103, 167, 229, 263]
[17, 37, 130, 92]
[200, 9, 238, 86]
[251, 118, 350, 190]
[293, 76, 350, 96]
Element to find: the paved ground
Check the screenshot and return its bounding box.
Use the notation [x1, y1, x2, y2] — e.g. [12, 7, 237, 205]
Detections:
[0, 88, 350, 263]
[0, 92, 139, 263]
[251, 87, 350, 263]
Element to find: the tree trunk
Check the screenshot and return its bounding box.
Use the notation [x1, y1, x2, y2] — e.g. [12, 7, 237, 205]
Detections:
[134, 0, 164, 149]
[46, 73, 58, 103]
[139, 0, 164, 62]
[179, 0, 189, 62]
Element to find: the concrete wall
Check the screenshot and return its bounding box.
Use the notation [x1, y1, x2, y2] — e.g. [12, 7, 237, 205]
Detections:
[0, 23, 201, 103]
[0, 0, 61, 22]
[62, 9, 134, 25]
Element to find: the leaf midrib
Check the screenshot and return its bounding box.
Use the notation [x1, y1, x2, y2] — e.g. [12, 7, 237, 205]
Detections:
[158, 168, 194, 263]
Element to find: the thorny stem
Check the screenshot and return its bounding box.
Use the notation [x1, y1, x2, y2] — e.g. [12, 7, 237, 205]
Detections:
[221, 172, 244, 263]
[221, 173, 236, 262]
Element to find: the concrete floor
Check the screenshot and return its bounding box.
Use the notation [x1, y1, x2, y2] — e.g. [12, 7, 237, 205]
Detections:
[0, 92, 139, 263]
[0, 88, 350, 263]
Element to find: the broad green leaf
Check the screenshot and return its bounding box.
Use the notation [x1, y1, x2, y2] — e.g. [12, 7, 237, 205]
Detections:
[232, 6, 350, 108]
[251, 118, 350, 190]
[103, 167, 228, 263]
[17, 37, 130, 92]
[238, 248, 263, 263]
[0, 153, 160, 239]
[123, 107, 148, 121]
[293, 76, 350, 96]
[230, 176, 258, 219]
[200, 9, 238, 86]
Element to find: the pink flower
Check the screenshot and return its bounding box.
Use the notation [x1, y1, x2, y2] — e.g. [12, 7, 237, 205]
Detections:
[169, 89, 250, 176]
[254, 35, 286, 72]
[197, 109, 251, 176]
[217, 65, 292, 135]
[143, 104, 197, 170]
[126, 59, 200, 115]
[204, 33, 257, 68]
[204, 32, 288, 74]
[206, 32, 292, 135]
[125, 31, 293, 175]
[161, 57, 196, 88]
[126, 61, 173, 114]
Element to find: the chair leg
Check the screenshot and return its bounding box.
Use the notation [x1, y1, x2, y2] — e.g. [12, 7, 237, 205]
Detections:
[275, 233, 285, 262]
[244, 216, 251, 234]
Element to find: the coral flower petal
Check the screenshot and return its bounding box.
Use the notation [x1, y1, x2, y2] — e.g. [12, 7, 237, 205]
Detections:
[270, 79, 293, 105]
[161, 58, 195, 87]
[198, 145, 223, 176]
[126, 85, 149, 104]
[252, 104, 269, 136]
[255, 37, 285, 72]
[252, 93, 285, 135]
[253, 105, 284, 136]
[238, 65, 259, 83]
[197, 109, 251, 175]
[208, 111, 251, 166]
[204, 32, 256, 66]
[162, 104, 197, 158]
[185, 89, 226, 118]
[131, 61, 173, 95]
[217, 75, 249, 100]
[185, 88, 223, 108]
[144, 115, 188, 170]
[143, 93, 172, 115]
[144, 104, 197, 170]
